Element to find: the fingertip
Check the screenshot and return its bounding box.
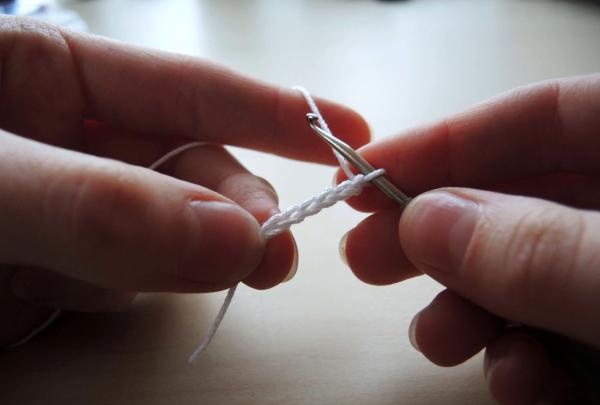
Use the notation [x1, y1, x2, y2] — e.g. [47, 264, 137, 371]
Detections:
[342, 211, 420, 285]
[276, 89, 372, 164]
[302, 93, 371, 150]
[414, 290, 504, 367]
[179, 201, 265, 286]
[322, 101, 372, 149]
[217, 172, 281, 222]
[485, 331, 551, 405]
[219, 175, 296, 289]
[283, 237, 298, 282]
[408, 312, 421, 352]
[398, 190, 478, 275]
[243, 230, 296, 290]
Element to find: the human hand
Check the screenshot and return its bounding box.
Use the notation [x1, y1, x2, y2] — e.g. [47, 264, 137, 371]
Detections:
[0, 16, 370, 346]
[339, 74, 600, 404]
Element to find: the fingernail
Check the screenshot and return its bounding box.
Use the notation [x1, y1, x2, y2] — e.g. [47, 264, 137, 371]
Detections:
[256, 176, 279, 206]
[408, 312, 421, 352]
[401, 191, 479, 273]
[484, 357, 503, 384]
[483, 336, 512, 379]
[180, 201, 264, 284]
[339, 231, 349, 265]
[283, 239, 299, 282]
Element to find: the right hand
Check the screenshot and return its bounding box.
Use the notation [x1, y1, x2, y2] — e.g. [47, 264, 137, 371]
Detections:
[340, 74, 600, 404]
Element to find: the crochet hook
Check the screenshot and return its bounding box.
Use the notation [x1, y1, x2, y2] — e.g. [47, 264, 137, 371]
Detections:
[306, 113, 411, 207]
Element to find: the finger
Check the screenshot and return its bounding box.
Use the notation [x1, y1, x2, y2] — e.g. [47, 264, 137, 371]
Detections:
[341, 174, 600, 285]
[0, 130, 264, 292]
[527, 328, 600, 402]
[340, 175, 600, 286]
[0, 267, 58, 346]
[409, 289, 504, 367]
[398, 188, 600, 347]
[339, 75, 600, 211]
[340, 210, 419, 285]
[81, 120, 190, 168]
[484, 331, 552, 405]
[9, 267, 136, 312]
[0, 17, 370, 162]
[489, 172, 600, 210]
[342, 171, 600, 213]
[243, 232, 298, 289]
[167, 144, 296, 289]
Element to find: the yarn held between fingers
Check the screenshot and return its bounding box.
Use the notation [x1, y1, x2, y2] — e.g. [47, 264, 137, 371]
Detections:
[261, 169, 384, 238]
[185, 168, 383, 364]
[3, 88, 380, 357]
[184, 87, 382, 363]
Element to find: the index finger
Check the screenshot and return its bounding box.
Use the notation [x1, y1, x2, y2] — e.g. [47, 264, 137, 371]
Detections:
[341, 75, 600, 211]
[62, 29, 370, 164]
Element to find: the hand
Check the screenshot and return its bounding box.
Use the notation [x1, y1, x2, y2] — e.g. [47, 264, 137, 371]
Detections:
[0, 16, 370, 346]
[340, 74, 600, 404]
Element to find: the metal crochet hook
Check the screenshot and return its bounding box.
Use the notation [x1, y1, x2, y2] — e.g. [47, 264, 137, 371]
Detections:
[307, 113, 411, 207]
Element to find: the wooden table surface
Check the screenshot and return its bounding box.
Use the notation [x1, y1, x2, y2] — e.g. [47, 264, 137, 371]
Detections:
[3, 1, 600, 404]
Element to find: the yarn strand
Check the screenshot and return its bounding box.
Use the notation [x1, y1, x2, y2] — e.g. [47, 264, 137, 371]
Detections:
[186, 87, 382, 363]
[187, 284, 238, 363]
[261, 169, 383, 238]
[292, 86, 355, 179]
[4, 88, 377, 355]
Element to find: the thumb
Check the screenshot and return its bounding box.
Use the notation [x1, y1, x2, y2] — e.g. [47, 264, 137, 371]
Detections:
[0, 131, 264, 292]
[399, 188, 600, 347]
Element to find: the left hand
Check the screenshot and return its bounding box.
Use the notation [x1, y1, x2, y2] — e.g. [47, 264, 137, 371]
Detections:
[0, 16, 370, 346]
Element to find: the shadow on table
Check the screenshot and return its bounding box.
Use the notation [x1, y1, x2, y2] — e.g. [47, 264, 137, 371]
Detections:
[0, 293, 217, 404]
[0, 292, 494, 405]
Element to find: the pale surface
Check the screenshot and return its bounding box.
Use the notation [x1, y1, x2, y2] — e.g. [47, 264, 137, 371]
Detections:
[3, 1, 600, 404]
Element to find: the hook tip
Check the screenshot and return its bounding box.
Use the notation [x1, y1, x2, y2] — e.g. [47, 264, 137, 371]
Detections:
[306, 113, 319, 124]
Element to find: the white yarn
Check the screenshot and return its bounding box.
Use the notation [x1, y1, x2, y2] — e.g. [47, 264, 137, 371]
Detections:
[187, 169, 383, 364]
[187, 284, 238, 363]
[4, 87, 380, 360]
[292, 86, 355, 179]
[261, 169, 384, 238]
[186, 87, 381, 363]
[148, 141, 208, 171]
[5, 308, 62, 349]
[186, 171, 383, 364]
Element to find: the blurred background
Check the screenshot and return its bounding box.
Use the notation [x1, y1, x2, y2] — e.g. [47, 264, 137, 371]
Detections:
[1, 1, 600, 404]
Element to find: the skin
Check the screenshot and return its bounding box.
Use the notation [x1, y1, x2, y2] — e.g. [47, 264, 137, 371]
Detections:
[3, 14, 598, 405]
[0, 16, 370, 346]
[340, 74, 600, 404]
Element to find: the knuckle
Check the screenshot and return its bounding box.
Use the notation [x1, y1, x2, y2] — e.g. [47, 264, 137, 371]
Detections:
[1, 15, 57, 37]
[502, 207, 583, 308]
[66, 163, 153, 252]
[0, 16, 67, 57]
[0, 17, 82, 144]
[255, 176, 278, 198]
[217, 173, 278, 208]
